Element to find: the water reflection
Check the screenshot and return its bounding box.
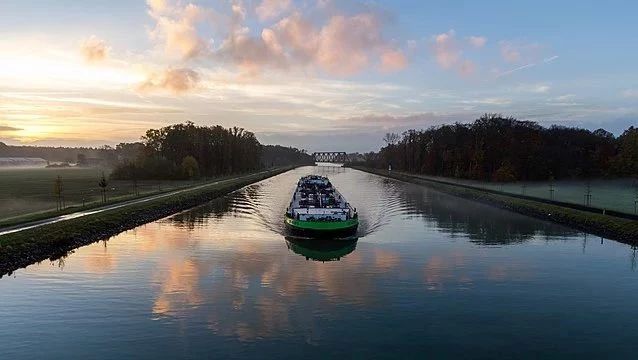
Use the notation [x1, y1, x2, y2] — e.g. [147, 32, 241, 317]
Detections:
[3, 166, 638, 358]
[374, 176, 578, 244]
[170, 196, 233, 230]
[169, 166, 577, 246]
[285, 237, 357, 262]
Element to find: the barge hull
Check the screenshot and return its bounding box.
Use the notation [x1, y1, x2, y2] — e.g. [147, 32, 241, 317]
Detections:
[285, 217, 358, 237]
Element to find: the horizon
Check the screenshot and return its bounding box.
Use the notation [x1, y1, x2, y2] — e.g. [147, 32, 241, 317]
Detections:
[1, 0, 637, 152]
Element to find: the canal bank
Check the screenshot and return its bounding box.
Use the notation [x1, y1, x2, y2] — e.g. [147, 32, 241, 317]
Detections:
[4, 165, 638, 359]
[349, 166, 638, 244]
[0, 166, 296, 276]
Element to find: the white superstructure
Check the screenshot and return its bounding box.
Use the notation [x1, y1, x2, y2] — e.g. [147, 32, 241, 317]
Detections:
[286, 175, 356, 222]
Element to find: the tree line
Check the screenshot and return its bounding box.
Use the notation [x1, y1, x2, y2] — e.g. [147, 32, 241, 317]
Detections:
[111, 122, 314, 180]
[356, 114, 638, 182]
[0, 141, 117, 164]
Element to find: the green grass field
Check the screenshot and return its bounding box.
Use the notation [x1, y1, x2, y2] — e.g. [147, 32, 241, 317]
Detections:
[352, 166, 638, 244]
[398, 173, 638, 215]
[0, 167, 194, 222]
[0, 167, 294, 275]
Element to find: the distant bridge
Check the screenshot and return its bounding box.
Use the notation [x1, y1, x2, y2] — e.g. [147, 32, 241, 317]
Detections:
[313, 152, 347, 163]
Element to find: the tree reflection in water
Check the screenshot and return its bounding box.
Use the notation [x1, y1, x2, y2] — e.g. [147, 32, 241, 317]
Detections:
[167, 167, 577, 248]
[7, 166, 638, 357]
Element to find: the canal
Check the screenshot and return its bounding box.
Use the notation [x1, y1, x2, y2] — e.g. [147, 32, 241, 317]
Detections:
[2, 166, 638, 358]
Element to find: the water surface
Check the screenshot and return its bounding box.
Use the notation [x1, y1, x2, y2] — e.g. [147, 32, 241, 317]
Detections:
[2, 166, 638, 358]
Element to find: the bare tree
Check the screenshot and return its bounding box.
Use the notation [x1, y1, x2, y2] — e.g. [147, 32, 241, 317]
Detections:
[383, 132, 399, 146]
[53, 176, 64, 210]
[98, 172, 108, 203]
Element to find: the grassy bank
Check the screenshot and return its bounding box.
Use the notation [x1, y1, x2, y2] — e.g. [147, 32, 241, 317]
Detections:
[0, 171, 258, 228]
[350, 166, 638, 244]
[0, 167, 197, 225]
[0, 167, 294, 276]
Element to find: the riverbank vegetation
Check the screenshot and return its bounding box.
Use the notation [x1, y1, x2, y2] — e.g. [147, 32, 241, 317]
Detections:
[356, 114, 638, 182]
[110, 122, 314, 180]
[0, 167, 195, 224]
[351, 166, 638, 244]
[0, 167, 293, 276]
[0, 123, 314, 223]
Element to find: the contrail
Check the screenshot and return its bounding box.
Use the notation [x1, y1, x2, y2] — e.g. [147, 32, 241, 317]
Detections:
[544, 55, 559, 63]
[496, 63, 536, 78]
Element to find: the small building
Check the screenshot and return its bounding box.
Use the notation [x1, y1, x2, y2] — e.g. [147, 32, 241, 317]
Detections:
[0, 157, 47, 168]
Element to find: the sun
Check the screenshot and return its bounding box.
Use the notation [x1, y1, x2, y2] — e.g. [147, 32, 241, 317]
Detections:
[15, 124, 54, 143]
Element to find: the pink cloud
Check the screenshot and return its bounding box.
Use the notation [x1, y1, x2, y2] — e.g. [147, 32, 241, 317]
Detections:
[499, 41, 543, 64]
[144, 1, 405, 77]
[431, 30, 487, 77]
[217, 10, 405, 77]
[380, 49, 408, 73]
[255, 0, 292, 21]
[467, 36, 487, 48]
[147, 0, 212, 60]
[273, 12, 320, 62]
[458, 59, 476, 76]
[500, 42, 521, 63]
[80, 36, 110, 63]
[315, 14, 383, 75]
[137, 67, 201, 94]
[432, 30, 460, 69]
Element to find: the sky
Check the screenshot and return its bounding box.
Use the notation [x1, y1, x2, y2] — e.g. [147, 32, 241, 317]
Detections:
[0, 0, 637, 152]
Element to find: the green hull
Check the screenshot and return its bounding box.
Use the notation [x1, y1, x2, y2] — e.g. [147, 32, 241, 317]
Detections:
[285, 238, 357, 261]
[285, 217, 358, 233]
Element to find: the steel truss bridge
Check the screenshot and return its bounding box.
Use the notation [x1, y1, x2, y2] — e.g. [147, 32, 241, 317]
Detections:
[313, 152, 347, 163]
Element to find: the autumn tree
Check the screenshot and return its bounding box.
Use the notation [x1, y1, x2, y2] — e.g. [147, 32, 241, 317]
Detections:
[181, 155, 199, 180]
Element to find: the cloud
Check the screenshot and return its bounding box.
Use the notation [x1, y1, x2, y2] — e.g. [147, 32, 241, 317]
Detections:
[514, 83, 551, 93]
[431, 30, 476, 76]
[499, 41, 543, 64]
[623, 89, 638, 98]
[0, 125, 22, 132]
[217, 10, 405, 77]
[554, 94, 575, 101]
[316, 0, 332, 9]
[458, 59, 476, 76]
[80, 36, 110, 63]
[462, 97, 511, 105]
[136, 68, 201, 94]
[143, 1, 405, 77]
[271, 12, 318, 62]
[341, 112, 474, 131]
[500, 42, 521, 63]
[315, 14, 385, 75]
[147, 0, 171, 13]
[256, 0, 292, 21]
[546, 94, 580, 107]
[147, 0, 212, 60]
[216, 27, 289, 76]
[467, 36, 487, 48]
[533, 84, 550, 93]
[380, 49, 408, 72]
[432, 30, 460, 69]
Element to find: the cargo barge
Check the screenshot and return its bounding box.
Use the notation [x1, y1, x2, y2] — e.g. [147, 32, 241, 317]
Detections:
[284, 175, 358, 237]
